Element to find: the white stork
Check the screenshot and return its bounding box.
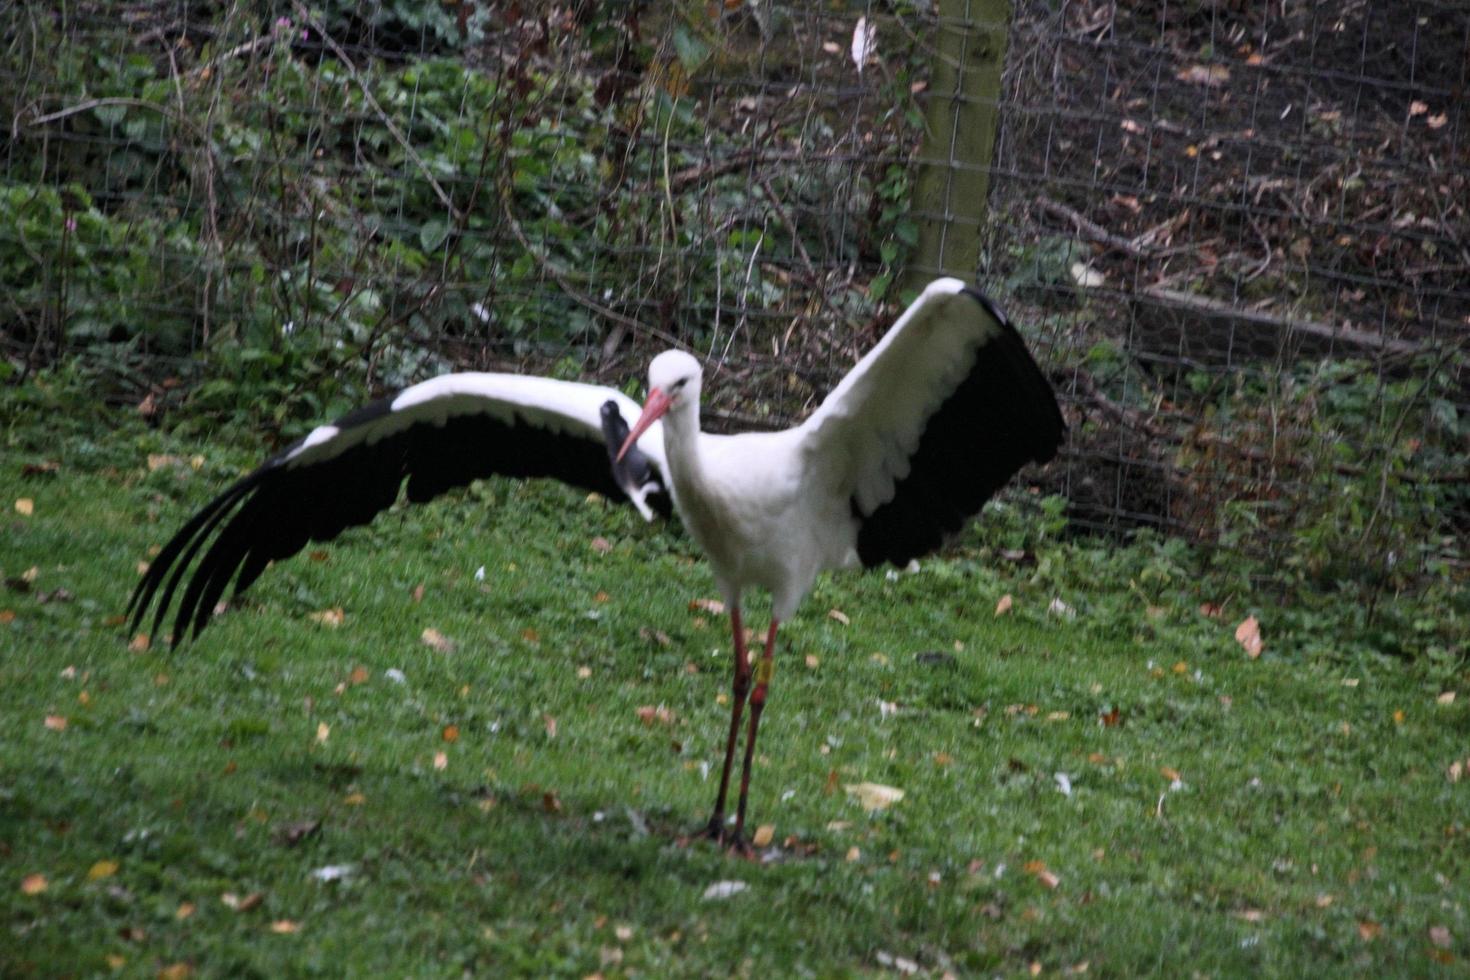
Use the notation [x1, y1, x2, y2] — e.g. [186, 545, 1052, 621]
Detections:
[129, 278, 1065, 850]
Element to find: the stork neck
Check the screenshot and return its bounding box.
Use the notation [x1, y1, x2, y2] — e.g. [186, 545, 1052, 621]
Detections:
[661, 401, 707, 486]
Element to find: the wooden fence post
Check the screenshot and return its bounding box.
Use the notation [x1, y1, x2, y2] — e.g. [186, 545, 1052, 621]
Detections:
[902, 0, 1010, 291]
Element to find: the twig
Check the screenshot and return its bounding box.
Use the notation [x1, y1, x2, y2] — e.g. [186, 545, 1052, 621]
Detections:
[1035, 195, 1153, 258]
[1142, 287, 1427, 359]
[291, 1, 461, 222]
[496, 180, 683, 350]
[759, 178, 819, 285]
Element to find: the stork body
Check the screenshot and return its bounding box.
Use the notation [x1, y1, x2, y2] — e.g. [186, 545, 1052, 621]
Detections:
[130, 278, 1064, 850]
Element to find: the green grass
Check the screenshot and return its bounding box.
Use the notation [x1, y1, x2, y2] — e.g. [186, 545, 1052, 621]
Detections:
[2, 408, 1467, 977]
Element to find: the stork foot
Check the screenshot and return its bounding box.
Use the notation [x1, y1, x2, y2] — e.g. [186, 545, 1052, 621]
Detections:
[695, 815, 754, 856]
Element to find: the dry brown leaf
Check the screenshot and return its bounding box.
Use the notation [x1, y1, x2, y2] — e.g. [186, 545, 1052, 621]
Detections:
[590, 536, 613, 554]
[1176, 64, 1230, 87]
[995, 594, 1013, 616]
[1409, 100, 1429, 116]
[14, 498, 34, 516]
[176, 901, 196, 919]
[751, 824, 774, 848]
[689, 597, 725, 615]
[1199, 602, 1224, 619]
[20, 873, 47, 895]
[521, 627, 540, 645]
[348, 666, 370, 686]
[0, 610, 14, 624]
[1236, 908, 1265, 922]
[433, 751, 448, 771]
[845, 846, 861, 862]
[44, 714, 67, 732]
[934, 752, 953, 766]
[1393, 709, 1406, 725]
[1436, 691, 1456, 706]
[1234, 616, 1263, 658]
[441, 724, 459, 743]
[1428, 113, 1448, 129]
[804, 654, 819, 669]
[543, 714, 558, 738]
[421, 628, 455, 653]
[315, 722, 329, 744]
[87, 859, 119, 880]
[827, 608, 850, 626]
[1160, 766, 1182, 782]
[270, 919, 301, 934]
[308, 607, 344, 628]
[844, 782, 904, 811]
[1357, 920, 1382, 941]
[158, 965, 192, 980]
[343, 792, 365, 806]
[542, 791, 562, 814]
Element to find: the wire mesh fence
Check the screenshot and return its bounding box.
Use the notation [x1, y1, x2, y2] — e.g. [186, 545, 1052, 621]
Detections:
[2, 1, 1466, 588]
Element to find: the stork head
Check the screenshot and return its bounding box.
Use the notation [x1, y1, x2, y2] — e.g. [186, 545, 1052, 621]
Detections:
[618, 350, 701, 463]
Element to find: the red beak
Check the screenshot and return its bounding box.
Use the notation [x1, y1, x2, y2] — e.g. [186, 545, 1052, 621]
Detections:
[617, 387, 672, 463]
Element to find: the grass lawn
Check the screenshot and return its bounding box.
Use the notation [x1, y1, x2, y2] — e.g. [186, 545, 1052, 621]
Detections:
[2, 408, 1466, 977]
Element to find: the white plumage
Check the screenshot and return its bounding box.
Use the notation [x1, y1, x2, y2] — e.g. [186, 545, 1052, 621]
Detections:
[130, 278, 1063, 850]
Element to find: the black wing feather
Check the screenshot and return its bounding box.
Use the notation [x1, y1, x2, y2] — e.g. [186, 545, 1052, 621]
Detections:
[130, 396, 633, 644]
[854, 289, 1065, 567]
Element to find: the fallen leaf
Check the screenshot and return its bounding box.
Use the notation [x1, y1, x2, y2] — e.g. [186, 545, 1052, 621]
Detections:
[827, 608, 850, 626]
[844, 782, 904, 811]
[701, 880, 747, 900]
[850, 15, 876, 73]
[222, 891, 264, 912]
[590, 536, 613, 554]
[1160, 766, 1181, 782]
[1393, 709, 1405, 726]
[1409, 100, 1429, 116]
[442, 724, 459, 743]
[20, 873, 47, 895]
[1234, 616, 1263, 658]
[1236, 908, 1265, 922]
[176, 901, 195, 919]
[342, 792, 365, 806]
[308, 607, 344, 628]
[272, 819, 320, 847]
[846, 846, 861, 862]
[1427, 113, 1448, 129]
[349, 666, 370, 685]
[157, 964, 192, 980]
[1100, 708, 1122, 728]
[421, 628, 455, 653]
[1358, 920, 1382, 941]
[752, 824, 774, 848]
[934, 752, 953, 766]
[128, 633, 150, 653]
[542, 791, 562, 814]
[521, 627, 540, 645]
[577, 665, 592, 679]
[433, 751, 448, 771]
[14, 498, 34, 516]
[1176, 63, 1230, 87]
[1436, 691, 1455, 706]
[995, 594, 1013, 616]
[87, 859, 119, 880]
[315, 722, 329, 744]
[0, 610, 14, 624]
[689, 598, 725, 615]
[804, 654, 819, 669]
[44, 714, 67, 731]
[270, 920, 300, 934]
[543, 714, 558, 738]
[1199, 602, 1224, 618]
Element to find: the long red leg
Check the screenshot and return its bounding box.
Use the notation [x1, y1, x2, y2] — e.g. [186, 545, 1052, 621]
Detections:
[704, 605, 751, 837]
[733, 619, 780, 843]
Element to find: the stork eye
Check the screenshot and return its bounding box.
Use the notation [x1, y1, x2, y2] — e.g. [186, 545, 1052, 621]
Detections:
[671, 378, 689, 392]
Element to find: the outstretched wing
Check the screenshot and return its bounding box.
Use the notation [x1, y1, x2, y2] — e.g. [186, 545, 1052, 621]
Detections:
[129, 373, 668, 643]
[800, 279, 1065, 567]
